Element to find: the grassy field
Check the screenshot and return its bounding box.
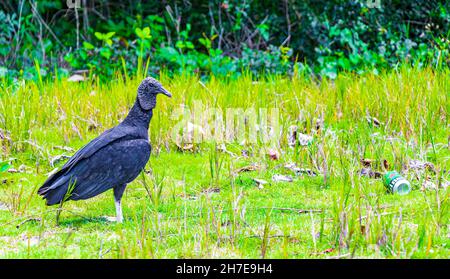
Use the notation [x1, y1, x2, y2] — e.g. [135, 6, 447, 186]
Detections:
[0, 67, 449, 258]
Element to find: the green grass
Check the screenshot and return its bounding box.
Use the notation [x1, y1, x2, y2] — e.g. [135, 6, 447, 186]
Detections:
[0, 67, 449, 258]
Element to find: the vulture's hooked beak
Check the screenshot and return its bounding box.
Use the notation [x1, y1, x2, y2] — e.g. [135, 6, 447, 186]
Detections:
[159, 86, 172, 98]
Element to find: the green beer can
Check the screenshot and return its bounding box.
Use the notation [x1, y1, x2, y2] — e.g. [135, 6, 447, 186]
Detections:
[383, 171, 411, 195]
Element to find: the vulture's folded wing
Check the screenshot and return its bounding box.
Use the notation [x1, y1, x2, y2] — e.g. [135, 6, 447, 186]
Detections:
[38, 126, 134, 196]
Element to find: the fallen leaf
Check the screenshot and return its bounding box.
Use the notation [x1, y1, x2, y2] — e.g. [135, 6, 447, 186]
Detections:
[176, 143, 194, 152]
[359, 168, 371, 177]
[284, 163, 317, 176]
[359, 168, 382, 179]
[323, 248, 334, 253]
[315, 118, 324, 131]
[421, 178, 437, 191]
[406, 160, 436, 173]
[67, 74, 85, 82]
[88, 122, 99, 131]
[235, 165, 261, 173]
[253, 178, 268, 189]
[297, 133, 313, 146]
[382, 159, 390, 170]
[272, 174, 293, 182]
[221, 220, 233, 227]
[18, 164, 32, 174]
[366, 116, 381, 127]
[360, 158, 374, 168]
[201, 187, 220, 194]
[7, 168, 18, 173]
[267, 148, 279, 160]
[360, 225, 366, 235]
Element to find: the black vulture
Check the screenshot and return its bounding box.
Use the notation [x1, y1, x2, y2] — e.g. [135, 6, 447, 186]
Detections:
[37, 77, 171, 222]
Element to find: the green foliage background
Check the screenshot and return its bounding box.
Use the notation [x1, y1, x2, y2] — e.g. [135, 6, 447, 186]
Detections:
[0, 0, 449, 80]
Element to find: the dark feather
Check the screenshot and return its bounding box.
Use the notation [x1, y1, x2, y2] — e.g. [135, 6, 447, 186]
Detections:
[37, 77, 170, 210]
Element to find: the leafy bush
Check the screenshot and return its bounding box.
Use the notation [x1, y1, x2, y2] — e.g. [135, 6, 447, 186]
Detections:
[0, 0, 448, 82]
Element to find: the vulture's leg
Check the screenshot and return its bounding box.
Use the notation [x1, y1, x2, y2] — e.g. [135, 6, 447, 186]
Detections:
[113, 184, 127, 223]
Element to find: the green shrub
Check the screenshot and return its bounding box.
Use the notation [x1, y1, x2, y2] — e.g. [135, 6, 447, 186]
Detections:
[0, 0, 448, 81]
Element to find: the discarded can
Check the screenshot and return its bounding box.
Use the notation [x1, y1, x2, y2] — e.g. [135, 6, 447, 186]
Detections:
[383, 171, 411, 195]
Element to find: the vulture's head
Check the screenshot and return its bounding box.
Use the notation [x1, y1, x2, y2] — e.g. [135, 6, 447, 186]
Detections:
[137, 77, 172, 110]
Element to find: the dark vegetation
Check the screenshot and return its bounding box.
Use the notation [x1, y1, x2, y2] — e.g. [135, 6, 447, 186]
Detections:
[1, 0, 449, 81]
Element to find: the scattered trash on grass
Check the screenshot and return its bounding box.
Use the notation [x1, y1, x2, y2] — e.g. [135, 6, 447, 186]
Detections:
[272, 174, 293, 182]
[267, 148, 280, 160]
[405, 159, 436, 173]
[383, 171, 411, 195]
[176, 143, 194, 152]
[359, 168, 382, 179]
[360, 158, 389, 170]
[253, 178, 268, 189]
[3, 164, 32, 174]
[323, 248, 334, 253]
[421, 178, 438, 191]
[298, 133, 313, 146]
[360, 158, 374, 167]
[284, 163, 317, 176]
[201, 187, 221, 194]
[359, 158, 389, 179]
[67, 74, 85, 82]
[288, 126, 313, 147]
[366, 116, 381, 127]
[234, 164, 261, 173]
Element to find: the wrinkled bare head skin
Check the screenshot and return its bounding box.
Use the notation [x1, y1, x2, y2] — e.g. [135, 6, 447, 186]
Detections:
[137, 77, 172, 110]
